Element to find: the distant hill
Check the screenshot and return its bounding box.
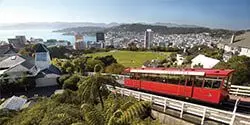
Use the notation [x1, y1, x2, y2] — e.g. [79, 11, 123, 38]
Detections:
[0, 22, 120, 30]
[54, 23, 237, 38]
[153, 22, 200, 28]
[54, 26, 105, 34]
[106, 23, 211, 34]
[0, 22, 200, 30]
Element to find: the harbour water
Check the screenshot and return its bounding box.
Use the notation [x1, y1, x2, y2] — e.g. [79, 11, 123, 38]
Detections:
[0, 29, 96, 44]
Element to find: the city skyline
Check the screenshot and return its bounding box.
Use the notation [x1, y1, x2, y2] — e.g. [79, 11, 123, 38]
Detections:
[0, 0, 249, 30]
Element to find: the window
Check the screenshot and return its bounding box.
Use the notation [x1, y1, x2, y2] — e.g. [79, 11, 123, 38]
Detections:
[179, 76, 186, 85]
[186, 76, 194, 86]
[194, 76, 203, 87]
[36, 53, 47, 61]
[204, 77, 222, 89]
[167, 75, 180, 84]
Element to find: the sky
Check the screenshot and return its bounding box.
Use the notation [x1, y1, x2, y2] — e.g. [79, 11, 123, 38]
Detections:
[0, 0, 249, 30]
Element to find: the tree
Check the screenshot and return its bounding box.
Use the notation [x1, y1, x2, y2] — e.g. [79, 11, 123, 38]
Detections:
[58, 74, 71, 86]
[215, 56, 250, 86]
[63, 74, 82, 91]
[61, 61, 75, 74]
[85, 59, 105, 72]
[72, 56, 89, 74]
[95, 55, 117, 67]
[105, 63, 125, 74]
[78, 74, 119, 109]
[17, 73, 36, 92]
[18, 44, 37, 57]
[48, 46, 69, 58]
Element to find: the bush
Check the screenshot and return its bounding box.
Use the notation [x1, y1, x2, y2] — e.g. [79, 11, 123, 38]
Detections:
[62, 75, 81, 91]
[105, 63, 125, 74]
[58, 74, 71, 86]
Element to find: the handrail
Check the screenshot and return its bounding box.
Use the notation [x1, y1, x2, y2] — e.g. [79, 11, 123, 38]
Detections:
[230, 85, 250, 97]
[106, 85, 250, 125]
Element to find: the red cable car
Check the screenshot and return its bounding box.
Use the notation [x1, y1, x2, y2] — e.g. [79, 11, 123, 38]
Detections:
[124, 68, 234, 104]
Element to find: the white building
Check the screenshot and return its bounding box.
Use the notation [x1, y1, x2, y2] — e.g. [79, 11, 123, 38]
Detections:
[144, 29, 153, 49]
[218, 32, 250, 59]
[35, 43, 51, 70]
[176, 54, 184, 66]
[191, 54, 220, 68]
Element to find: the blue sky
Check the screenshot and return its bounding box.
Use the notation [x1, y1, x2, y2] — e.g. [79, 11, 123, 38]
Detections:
[0, 0, 249, 29]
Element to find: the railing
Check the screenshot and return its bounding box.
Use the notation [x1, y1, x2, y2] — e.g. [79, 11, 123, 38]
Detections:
[230, 85, 250, 97]
[106, 85, 250, 125]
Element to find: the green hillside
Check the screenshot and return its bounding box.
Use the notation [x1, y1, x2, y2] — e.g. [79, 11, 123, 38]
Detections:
[86, 50, 171, 67]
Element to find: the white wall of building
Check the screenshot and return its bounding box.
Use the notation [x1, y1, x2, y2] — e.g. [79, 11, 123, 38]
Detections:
[35, 52, 51, 70]
[239, 48, 250, 57]
[191, 54, 220, 68]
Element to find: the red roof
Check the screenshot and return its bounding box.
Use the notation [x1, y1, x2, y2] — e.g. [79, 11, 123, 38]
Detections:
[124, 68, 234, 77]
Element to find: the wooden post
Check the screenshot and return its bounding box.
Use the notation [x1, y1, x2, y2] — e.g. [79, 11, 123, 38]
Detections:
[164, 98, 167, 112]
[201, 108, 207, 125]
[180, 103, 185, 118]
[230, 98, 240, 125]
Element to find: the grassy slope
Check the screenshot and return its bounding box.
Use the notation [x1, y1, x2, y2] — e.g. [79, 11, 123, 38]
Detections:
[86, 50, 171, 67]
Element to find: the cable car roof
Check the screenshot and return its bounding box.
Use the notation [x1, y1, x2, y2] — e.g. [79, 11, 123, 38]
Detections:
[124, 68, 234, 77]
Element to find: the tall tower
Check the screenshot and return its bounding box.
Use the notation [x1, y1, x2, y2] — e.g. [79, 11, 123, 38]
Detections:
[74, 33, 86, 50]
[35, 43, 51, 70]
[96, 32, 105, 48]
[144, 29, 153, 49]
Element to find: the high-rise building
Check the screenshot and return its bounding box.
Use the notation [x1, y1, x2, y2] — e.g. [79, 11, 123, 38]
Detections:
[74, 34, 86, 50]
[144, 29, 153, 49]
[96, 32, 105, 42]
[96, 32, 105, 48]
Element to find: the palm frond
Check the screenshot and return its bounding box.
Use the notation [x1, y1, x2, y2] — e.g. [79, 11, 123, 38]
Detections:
[81, 104, 105, 125]
[118, 101, 151, 124]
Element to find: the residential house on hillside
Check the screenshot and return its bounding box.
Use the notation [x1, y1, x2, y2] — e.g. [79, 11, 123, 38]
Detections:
[191, 54, 220, 68]
[0, 55, 39, 79]
[217, 32, 250, 61]
[0, 43, 61, 87]
[0, 44, 17, 61]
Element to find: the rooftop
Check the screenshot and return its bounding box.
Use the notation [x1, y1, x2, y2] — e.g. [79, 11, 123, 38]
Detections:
[222, 32, 250, 48]
[35, 43, 49, 53]
[125, 67, 234, 77]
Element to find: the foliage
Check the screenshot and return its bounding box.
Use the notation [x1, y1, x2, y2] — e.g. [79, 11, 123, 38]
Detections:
[4, 73, 158, 125]
[0, 74, 36, 94]
[52, 89, 81, 105]
[215, 56, 250, 86]
[85, 59, 105, 72]
[95, 55, 117, 67]
[63, 74, 82, 91]
[6, 99, 83, 125]
[0, 109, 17, 125]
[105, 63, 125, 74]
[58, 74, 71, 86]
[18, 44, 37, 57]
[77, 74, 119, 108]
[48, 46, 70, 58]
[187, 45, 224, 60]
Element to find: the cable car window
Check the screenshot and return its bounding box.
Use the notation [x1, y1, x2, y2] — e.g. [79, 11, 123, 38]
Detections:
[186, 76, 193, 86]
[167, 75, 179, 84]
[141, 73, 148, 80]
[204, 77, 222, 89]
[223, 77, 229, 89]
[131, 73, 140, 80]
[194, 76, 203, 87]
[179, 76, 186, 85]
